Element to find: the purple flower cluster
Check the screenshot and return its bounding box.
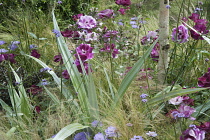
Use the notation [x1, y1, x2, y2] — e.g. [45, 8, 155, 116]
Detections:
[74, 44, 94, 74]
[61, 29, 80, 40]
[115, 0, 131, 6]
[103, 30, 119, 42]
[130, 17, 139, 28]
[53, 54, 63, 64]
[118, 7, 130, 15]
[27, 85, 43, 95]
[62, 70, 70, 79]
[188, 13, 209, 40]
[171, 24, 189, 43]
[198, 122, 210, 139]
[140, 93, 148, 103]
[31, 49, 41, 59]
[0, 53, 16, 63]
[100, 43, 119, 58]
[169, 104, 196, 120]
[72, 13, 84, 21]
[180, 125, 205, 140]
[198, 68, 210, 87]
[75, 44, 94, 61]
[141, 31, 159, 61]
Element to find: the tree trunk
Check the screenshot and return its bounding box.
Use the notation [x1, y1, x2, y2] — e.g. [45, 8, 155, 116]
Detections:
[157, 0, 170, 84]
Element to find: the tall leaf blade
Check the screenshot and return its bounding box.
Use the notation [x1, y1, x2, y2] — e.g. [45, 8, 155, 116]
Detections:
[52, 11, 89, 117]
[147, 88, 207, 105]
[193, 99, 210, 118]
[44, 86, 60, 105]
[8, 84, 21, 113]
[0, 99, 13, 115]
[87, 70, 99, 118]
[9, 65, 32, 118]
[113, 38, 159, 106]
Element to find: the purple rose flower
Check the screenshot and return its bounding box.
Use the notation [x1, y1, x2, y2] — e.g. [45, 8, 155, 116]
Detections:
[94, 133, 105, 140]
[198, 68, 210, 87]
[115, 0, 131, 6]
[77, 15, 97, 29]
[31, 49, 41, 59]
[97, 9, 114, 19]
[62, 70, 70, 79]
[171, 24, 189, 43]
[75, 44, 94, 61]
[180, 126, 205, 140]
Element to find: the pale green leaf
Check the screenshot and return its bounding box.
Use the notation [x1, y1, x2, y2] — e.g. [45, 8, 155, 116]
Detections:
[52, 123, 88, 140]
[147, 88, 207, 105]
[27, 32, 38, 39]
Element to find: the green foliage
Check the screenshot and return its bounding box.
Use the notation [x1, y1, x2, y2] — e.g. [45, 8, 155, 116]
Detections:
[113, 38, 159, 106]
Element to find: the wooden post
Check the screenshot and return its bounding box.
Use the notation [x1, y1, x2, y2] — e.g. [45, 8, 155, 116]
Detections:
[157, 0, 170, 84]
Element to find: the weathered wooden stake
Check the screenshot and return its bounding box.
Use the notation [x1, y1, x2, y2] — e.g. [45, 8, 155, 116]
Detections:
[157, 0, 170, 84]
